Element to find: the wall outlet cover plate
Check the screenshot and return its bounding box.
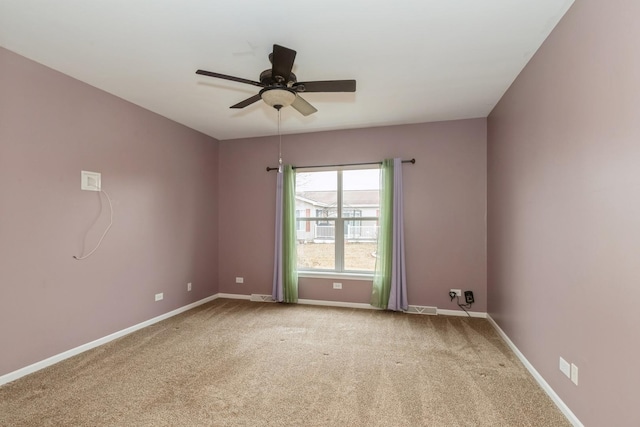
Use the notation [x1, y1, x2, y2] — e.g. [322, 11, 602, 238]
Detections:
[81, 171, 101, 191]
[559, 357, 571, 378]
[570, 363, 579, 385]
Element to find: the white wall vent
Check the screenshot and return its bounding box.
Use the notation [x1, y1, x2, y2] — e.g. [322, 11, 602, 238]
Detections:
[406, 305, 438, 315]
[250, 294, 275, 302]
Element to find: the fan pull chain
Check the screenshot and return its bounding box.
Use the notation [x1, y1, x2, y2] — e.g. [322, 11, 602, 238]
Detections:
[278, 108, 283, 173]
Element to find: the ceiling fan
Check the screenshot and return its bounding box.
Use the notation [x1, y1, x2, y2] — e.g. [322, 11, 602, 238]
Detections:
[196, 44, 356, 116]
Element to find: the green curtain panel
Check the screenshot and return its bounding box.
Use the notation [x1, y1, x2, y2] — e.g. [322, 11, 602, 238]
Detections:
[371, 159, 394, 308]
[282, 165, 299, 303]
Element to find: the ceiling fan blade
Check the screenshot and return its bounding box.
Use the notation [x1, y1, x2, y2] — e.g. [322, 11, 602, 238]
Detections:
[293, 80, 356, 93]
[230, 94, 262, 109]
[196, 70, 264, 88]
[271, 44, 296, 82]
[290, 95, 318, 116]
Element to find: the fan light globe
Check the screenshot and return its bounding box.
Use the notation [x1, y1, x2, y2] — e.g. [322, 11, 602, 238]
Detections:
[261, 88, 296, 108]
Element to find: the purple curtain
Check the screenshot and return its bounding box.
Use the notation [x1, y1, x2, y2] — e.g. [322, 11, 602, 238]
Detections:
[387, 158, 408, 311]
[272, 171, 284, 302]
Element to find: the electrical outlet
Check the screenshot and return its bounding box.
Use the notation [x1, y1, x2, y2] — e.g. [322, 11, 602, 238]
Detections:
[333, 282, 342, 290]
[450, 289, 461, 297]
[155, 293, 163, 301]
[571, 363, 579, 385]
[187, 282, 192, 292]
[559, 357, 571, 378]
[235, 277, 244, 284]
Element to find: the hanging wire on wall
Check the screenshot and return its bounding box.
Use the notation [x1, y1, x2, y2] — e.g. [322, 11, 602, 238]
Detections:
[73, 189, 114, 260]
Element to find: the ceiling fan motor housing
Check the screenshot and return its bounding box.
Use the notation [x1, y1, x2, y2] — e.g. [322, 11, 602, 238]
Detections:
[259, 69, 297, 87]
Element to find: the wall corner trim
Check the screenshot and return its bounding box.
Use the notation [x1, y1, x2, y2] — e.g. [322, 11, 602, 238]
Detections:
[0, 294, 219, 386]
[486, 315, 584, 427]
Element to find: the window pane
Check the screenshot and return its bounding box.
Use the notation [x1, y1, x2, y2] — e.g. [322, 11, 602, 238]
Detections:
[345, 219, 378, 241]
[344, 241, 377, 272]
[295, 219, 336, 243]
[343, 169, 380, 215]
[343, 169, 379, 270]
[295, 171, 337, 218]
[297, 219, 335, 270]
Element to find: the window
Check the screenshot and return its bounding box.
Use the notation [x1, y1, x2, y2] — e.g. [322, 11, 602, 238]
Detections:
[295, 167, 380, 274]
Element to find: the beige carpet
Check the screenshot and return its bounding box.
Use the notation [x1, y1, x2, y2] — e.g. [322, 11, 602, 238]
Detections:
[0, 299, 570, 426]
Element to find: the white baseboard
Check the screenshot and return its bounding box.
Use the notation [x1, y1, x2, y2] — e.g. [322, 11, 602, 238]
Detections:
[219, 293, 492, 316]
[0, 294, 218, 387]
[298, 298, 379, 310]
[486, 315, 583, 427]
[437, 308, 487, 318]
[219, 293, 379, 310]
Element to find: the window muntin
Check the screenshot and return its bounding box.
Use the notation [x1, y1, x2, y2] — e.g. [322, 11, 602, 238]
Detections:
[295, 167, 380, 274]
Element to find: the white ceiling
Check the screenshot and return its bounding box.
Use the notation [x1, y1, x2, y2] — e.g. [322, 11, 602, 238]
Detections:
[0, 0, 574, 141]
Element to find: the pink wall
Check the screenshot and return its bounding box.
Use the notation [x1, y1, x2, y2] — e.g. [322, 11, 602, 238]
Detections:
[487, 1, 640, 425]
[218, 119, 487, 311]
[0, 47, 220, 377]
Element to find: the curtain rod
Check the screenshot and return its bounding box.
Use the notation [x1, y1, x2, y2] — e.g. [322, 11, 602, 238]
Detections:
[266, 158, 415, 172]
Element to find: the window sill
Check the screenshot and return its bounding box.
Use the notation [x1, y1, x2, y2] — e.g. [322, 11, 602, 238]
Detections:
[298, 271, 374, 281]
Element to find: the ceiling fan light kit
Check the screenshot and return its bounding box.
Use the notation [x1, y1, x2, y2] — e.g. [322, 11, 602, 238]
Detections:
[196, 44, 356, 116]
[260, 88, 296, 109]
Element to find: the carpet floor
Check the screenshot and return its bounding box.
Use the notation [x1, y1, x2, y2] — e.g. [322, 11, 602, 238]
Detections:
[0, 298, 571, 426]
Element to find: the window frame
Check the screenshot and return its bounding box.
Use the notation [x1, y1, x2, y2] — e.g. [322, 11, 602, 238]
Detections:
[295, 165, 380, 277]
